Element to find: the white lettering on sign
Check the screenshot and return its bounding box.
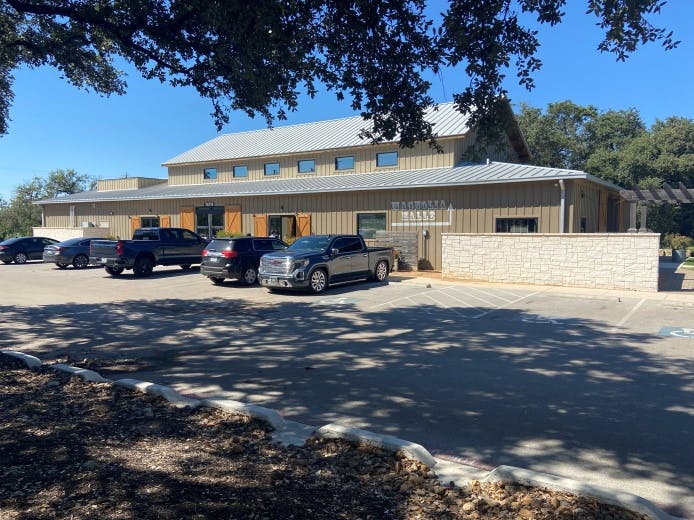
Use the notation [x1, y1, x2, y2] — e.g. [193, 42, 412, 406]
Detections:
[402, 210, 437, 222]
[391, 200, 447, 211]
[391, 201, 454, 227]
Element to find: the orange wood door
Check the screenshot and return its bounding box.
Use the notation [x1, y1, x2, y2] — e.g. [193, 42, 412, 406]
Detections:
[130, 216, 141, 237]
[160, 215, 171, 228]
[180, 207, 195, 232]
[297, 213, 311, 237]
[225, 205, 242, 235]
[254, 214, 267, 237]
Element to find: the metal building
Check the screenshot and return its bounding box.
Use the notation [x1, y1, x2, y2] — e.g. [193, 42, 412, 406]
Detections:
[36, 101, 626, 270]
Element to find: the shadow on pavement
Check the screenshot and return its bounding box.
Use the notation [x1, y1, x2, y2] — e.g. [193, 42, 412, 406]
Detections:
[0, 295, 692, 517]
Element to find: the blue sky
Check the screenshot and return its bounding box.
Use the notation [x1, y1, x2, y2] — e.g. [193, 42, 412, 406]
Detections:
[1, 1, 693, 199]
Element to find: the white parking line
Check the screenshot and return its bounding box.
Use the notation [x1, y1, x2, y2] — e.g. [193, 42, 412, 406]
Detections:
[470, 290, 544, 319]
[446, 285, 521, 305]
[365, 287, 459, 310]
[366, 285, 543, 319]
[610, 298, 646, 332]
[435, 287, 490, 308]
[417, 292, 474, 318]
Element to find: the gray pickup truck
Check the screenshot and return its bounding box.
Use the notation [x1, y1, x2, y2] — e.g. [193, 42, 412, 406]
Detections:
[258, 234, 394, 293]
[89, 227, 206, 277]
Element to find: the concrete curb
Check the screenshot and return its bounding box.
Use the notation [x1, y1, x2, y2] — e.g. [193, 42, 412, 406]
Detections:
[1, 350, 42, 370]
[483, 465, 681, 520]
[316, 423, 437, 468]
[51, 363, 111, 383]
[114, 378, 202, 408]
[203, 398, 286, 431]
[1, 349, 683, 520]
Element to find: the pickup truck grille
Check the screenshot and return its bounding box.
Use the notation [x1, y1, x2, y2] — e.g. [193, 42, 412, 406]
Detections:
[260, 256, 292, 275]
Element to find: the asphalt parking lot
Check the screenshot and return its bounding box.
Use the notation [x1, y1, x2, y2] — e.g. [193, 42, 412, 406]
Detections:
[2, 262, 693, 517]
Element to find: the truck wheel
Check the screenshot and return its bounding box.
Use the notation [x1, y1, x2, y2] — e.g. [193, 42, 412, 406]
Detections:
[210, 277, 225, 285]
[13, 252, 28, 264]
[241, 266, 258, 285]
[133, 257, 154, 277]
[375, 260, 389, 282]
[105, 266, 124, 276]
[72, 254, 89, 269]
[309, 268, 328, 294]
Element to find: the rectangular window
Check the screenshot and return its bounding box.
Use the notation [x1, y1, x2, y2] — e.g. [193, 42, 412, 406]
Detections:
[203, 168, 217, 180]
[335, 156, 355, 170]
[357, 213, 387, 239]
[264, 162, 280, 176]
[376, 151, 398, 167]
[297, 159, 316, 174]
[140, 216, 161, 228]
[233, 165, 248, 178]
[495, 218, 538, 233]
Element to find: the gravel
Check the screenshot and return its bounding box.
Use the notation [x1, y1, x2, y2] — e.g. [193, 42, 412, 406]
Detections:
[1, 353, 651, 519]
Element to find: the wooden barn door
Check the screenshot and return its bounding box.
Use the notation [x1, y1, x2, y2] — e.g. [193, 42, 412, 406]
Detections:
[180, 207, 195, 232]
[130, 216, 141, 236]
[225, 205, 242, 235]
[297, 213, 311, 237]
[254, 214, 267, 237]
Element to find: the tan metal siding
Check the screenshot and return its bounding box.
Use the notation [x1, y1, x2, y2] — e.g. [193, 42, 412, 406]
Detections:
[97, 177, 166, 191]
[167, 140, 458, 186]
[42, 180, 568, 269]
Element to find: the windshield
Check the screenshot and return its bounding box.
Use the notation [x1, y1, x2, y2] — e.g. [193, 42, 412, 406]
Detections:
[288, 236, 332, 252]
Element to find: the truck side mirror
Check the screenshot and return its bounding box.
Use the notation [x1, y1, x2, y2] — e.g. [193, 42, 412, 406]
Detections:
[331, 248, 339, 255]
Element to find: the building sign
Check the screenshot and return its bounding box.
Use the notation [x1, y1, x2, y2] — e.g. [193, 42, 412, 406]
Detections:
[391, 200, 454, 227]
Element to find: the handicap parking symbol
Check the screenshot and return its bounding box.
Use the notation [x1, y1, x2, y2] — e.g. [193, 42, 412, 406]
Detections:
[658, 326, 694, 338]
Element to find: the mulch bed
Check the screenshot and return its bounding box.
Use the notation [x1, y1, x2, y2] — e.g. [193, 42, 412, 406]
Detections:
[0, 353, 650, 519]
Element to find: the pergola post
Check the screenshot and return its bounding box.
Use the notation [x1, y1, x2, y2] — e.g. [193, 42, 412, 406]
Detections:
[628, 201, 638, 233]
[639, 204, 648, 233]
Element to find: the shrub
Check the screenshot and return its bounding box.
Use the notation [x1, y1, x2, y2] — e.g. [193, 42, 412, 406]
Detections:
[214, 231, 246, 238]
[670, 234, 693, 250]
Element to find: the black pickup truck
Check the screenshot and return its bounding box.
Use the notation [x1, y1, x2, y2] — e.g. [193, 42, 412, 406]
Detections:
[258, 234, 394, 293]
[89, 227, 206, 277]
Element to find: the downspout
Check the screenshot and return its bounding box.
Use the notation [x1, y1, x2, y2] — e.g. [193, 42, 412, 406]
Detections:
[558, 180, 566, 233]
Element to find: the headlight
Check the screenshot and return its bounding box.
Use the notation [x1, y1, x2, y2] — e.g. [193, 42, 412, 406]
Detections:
[293, 259, 309, 270]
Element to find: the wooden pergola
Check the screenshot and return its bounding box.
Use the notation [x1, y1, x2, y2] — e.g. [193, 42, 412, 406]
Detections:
[619, 182, 694, 232]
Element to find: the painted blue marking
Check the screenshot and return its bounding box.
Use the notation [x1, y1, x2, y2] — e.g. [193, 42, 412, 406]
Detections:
[658, 326, 694, 338]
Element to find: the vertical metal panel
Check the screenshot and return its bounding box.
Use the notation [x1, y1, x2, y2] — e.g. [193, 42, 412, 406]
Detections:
[166, 139, 460, 185]
[42, 179, 587, 270]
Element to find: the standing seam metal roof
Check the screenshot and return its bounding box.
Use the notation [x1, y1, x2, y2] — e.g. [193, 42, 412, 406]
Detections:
[37, 162, 622, 205]
[162, 102, 471, 165]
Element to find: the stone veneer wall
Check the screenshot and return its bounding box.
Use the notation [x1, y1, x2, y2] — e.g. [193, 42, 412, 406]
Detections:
[442, 233, 660, 292]
[33, 227, 112, 242]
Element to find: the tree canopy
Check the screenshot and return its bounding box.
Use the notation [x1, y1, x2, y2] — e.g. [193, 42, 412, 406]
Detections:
[0, 0, 679, 144]
[517, 101, 694, 237]
[0, 168, 96, 238]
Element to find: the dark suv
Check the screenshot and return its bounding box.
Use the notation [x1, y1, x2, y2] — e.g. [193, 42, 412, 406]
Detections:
[200, 236, 287, 285]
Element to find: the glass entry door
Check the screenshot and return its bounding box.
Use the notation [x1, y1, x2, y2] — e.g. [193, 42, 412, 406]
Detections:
[268, 215, 296, 241]
[196, 206, 224, 239]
